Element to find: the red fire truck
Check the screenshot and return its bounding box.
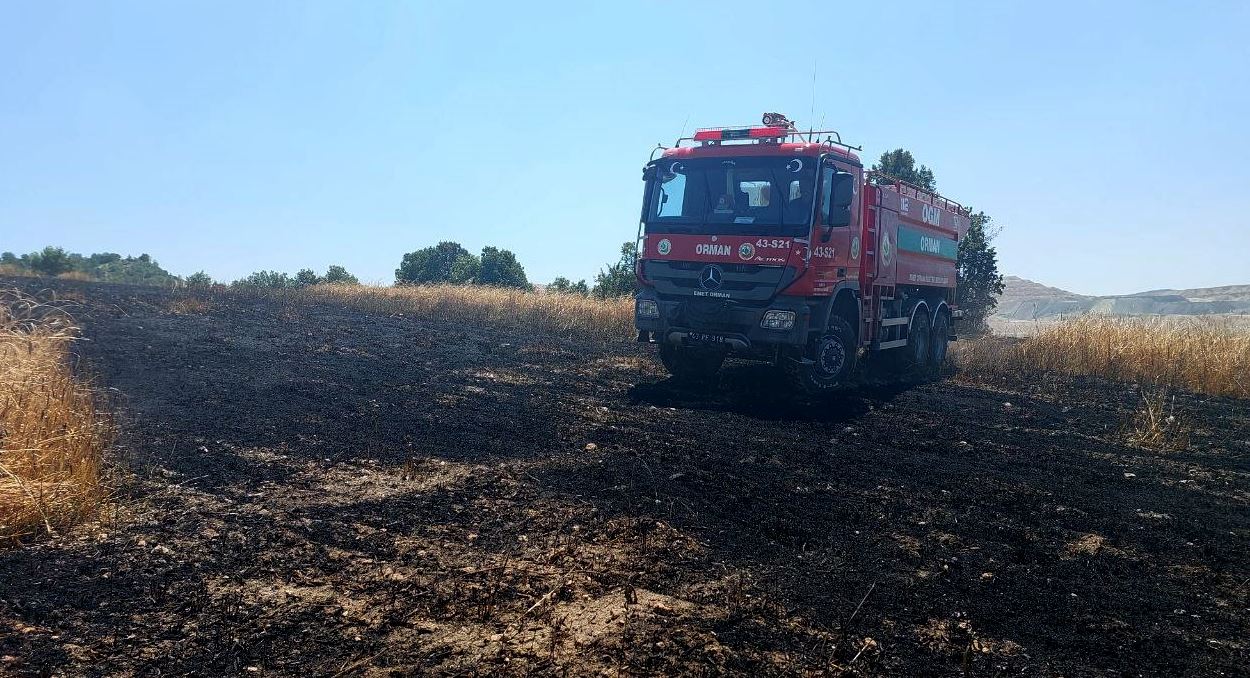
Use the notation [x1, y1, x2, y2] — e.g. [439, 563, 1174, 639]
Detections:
[633, 114, 970, 391]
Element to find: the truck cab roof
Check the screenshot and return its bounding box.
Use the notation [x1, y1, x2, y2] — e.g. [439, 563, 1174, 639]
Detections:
[661, 142, 861, 165]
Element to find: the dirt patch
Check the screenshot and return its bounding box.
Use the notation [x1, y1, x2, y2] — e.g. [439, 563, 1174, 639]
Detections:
[2, 278, 1248, 676]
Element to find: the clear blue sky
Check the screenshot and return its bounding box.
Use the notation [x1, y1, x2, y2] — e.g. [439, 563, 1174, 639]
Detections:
[2, 1, 1247, 295]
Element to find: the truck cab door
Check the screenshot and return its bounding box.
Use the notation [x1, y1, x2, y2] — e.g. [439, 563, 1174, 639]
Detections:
[810, 161, 858, 294]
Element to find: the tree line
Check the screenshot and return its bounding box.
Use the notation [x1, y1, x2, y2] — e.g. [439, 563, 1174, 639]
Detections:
[0, 246, 362, 290]
[393, 241, 637, 299]
[0, 243, 637, 298]
[1, 247, 179, 285]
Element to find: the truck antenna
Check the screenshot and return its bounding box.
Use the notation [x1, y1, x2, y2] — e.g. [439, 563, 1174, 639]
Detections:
[809, 56, 817, 142]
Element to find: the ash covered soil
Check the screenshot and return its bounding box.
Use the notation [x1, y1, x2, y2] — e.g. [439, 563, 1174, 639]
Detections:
[2, 280, 1248, 676]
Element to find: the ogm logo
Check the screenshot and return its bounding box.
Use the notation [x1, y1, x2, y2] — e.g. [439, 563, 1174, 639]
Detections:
[698, 265, 723, 291]
[738, 243, 755, 260]
[656, 238, 672, 256]
[921, 203, 943, 226]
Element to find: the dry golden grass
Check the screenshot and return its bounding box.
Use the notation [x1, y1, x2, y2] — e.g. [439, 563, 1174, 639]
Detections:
[257, 284, 635, 341]
[957, 315, 1250, 399]
[1123, 388, 1191, 451]
[166, 296, 214, 315]
[55, 271, 94, 282]
[1, 293, 110, 542]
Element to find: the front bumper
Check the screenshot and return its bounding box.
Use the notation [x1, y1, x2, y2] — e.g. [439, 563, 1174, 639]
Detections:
[634, 291, 811, 353]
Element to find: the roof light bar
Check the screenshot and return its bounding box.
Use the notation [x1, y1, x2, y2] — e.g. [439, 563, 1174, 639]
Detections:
[692, 126, 789, 142]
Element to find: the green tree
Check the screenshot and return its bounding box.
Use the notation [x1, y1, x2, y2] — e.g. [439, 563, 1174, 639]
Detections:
[477, 246, 530, 289]
[592, 242, 638, 299]
[448, 254, 480, 284]
[549, 276, 589, 295]
[323, 265, 359, 285]
[185, 271, 215, 287]
[95, 254, 177, 285]
[957, 211, 1005, 335]
[294, 268, 323, 287]
[28, 246, 73, 277]
[86, 252, 122, 268]
[396, 241, 472, 285]
[232, 270, 294, 288]
[871, 148, 936, 190]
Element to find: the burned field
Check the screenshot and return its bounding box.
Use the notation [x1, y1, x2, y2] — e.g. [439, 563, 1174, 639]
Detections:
[2, 281, 1247, 676]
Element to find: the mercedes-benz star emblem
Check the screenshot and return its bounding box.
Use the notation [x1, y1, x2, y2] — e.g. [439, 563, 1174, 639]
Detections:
[698, 265, 723, 291]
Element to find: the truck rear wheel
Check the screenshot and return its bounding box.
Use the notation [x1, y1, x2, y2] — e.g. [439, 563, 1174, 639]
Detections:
[658, 344, 725, 382]
[786, 316, 857, 393]
[878, 307, 932, 381]
[900, 308, 932, 377]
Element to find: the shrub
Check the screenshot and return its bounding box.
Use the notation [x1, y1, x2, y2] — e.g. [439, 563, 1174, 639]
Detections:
[233, 270, 295, 288]
[323, 265, 359, 285]
[396, 242, 474, 285]
[549, 277, 589, 296]
[185, 271, 215, 287]
[592, 242, 637, 299]
[28, 246, 73, 277]
[295, 269, 323, 287]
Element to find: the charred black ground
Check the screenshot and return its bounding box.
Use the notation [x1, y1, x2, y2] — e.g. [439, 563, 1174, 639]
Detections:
[2, 279, 1247, 676]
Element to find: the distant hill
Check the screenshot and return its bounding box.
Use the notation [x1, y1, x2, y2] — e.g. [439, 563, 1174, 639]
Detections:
[1130, 284, 1250, 302]
[995, 276, 1250, 320]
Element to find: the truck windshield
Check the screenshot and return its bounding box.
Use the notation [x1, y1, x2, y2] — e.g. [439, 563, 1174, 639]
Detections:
[645, 156, 815, 236]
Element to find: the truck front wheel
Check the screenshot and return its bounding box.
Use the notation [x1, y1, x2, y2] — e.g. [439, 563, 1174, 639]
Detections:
[786, 316, 857, 393]
[658, 344, 725, 382]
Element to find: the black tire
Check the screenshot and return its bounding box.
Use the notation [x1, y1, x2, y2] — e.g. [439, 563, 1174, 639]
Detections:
[658, 343, 725, 382]
[786, 316, 857, 393]
[901, 307, 932, 376]
[880, 306, 931, 381]
[929, 310, 951, 373]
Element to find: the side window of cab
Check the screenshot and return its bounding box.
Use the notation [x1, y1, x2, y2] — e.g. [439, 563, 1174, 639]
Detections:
[819, 166, 836, 224]
[819, 164, 855, 231]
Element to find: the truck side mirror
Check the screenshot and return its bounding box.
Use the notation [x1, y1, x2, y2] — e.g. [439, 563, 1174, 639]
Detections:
[820, 172, 854, 241]
[641, 164, 657, 222]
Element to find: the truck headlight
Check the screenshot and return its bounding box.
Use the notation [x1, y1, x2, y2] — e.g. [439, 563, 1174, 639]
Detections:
[761, 309, 796, 330]
[636, 299, 659, 318]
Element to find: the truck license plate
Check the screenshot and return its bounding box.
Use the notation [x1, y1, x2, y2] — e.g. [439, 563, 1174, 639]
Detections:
[686, 332, 725, 344]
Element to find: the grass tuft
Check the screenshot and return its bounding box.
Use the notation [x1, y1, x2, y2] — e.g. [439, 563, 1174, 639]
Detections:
[0, 291, 111, 543]
[1123, 388, 1191, 451]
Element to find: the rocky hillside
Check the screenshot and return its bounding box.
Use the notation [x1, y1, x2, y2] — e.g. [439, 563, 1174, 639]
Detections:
[995, 276, 1250, 320]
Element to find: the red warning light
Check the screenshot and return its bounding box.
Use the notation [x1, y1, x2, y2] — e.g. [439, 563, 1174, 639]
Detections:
[692, 126, 789, 142]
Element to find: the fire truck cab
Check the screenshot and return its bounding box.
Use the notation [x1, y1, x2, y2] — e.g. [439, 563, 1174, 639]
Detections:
[633, 114, 970, 392]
